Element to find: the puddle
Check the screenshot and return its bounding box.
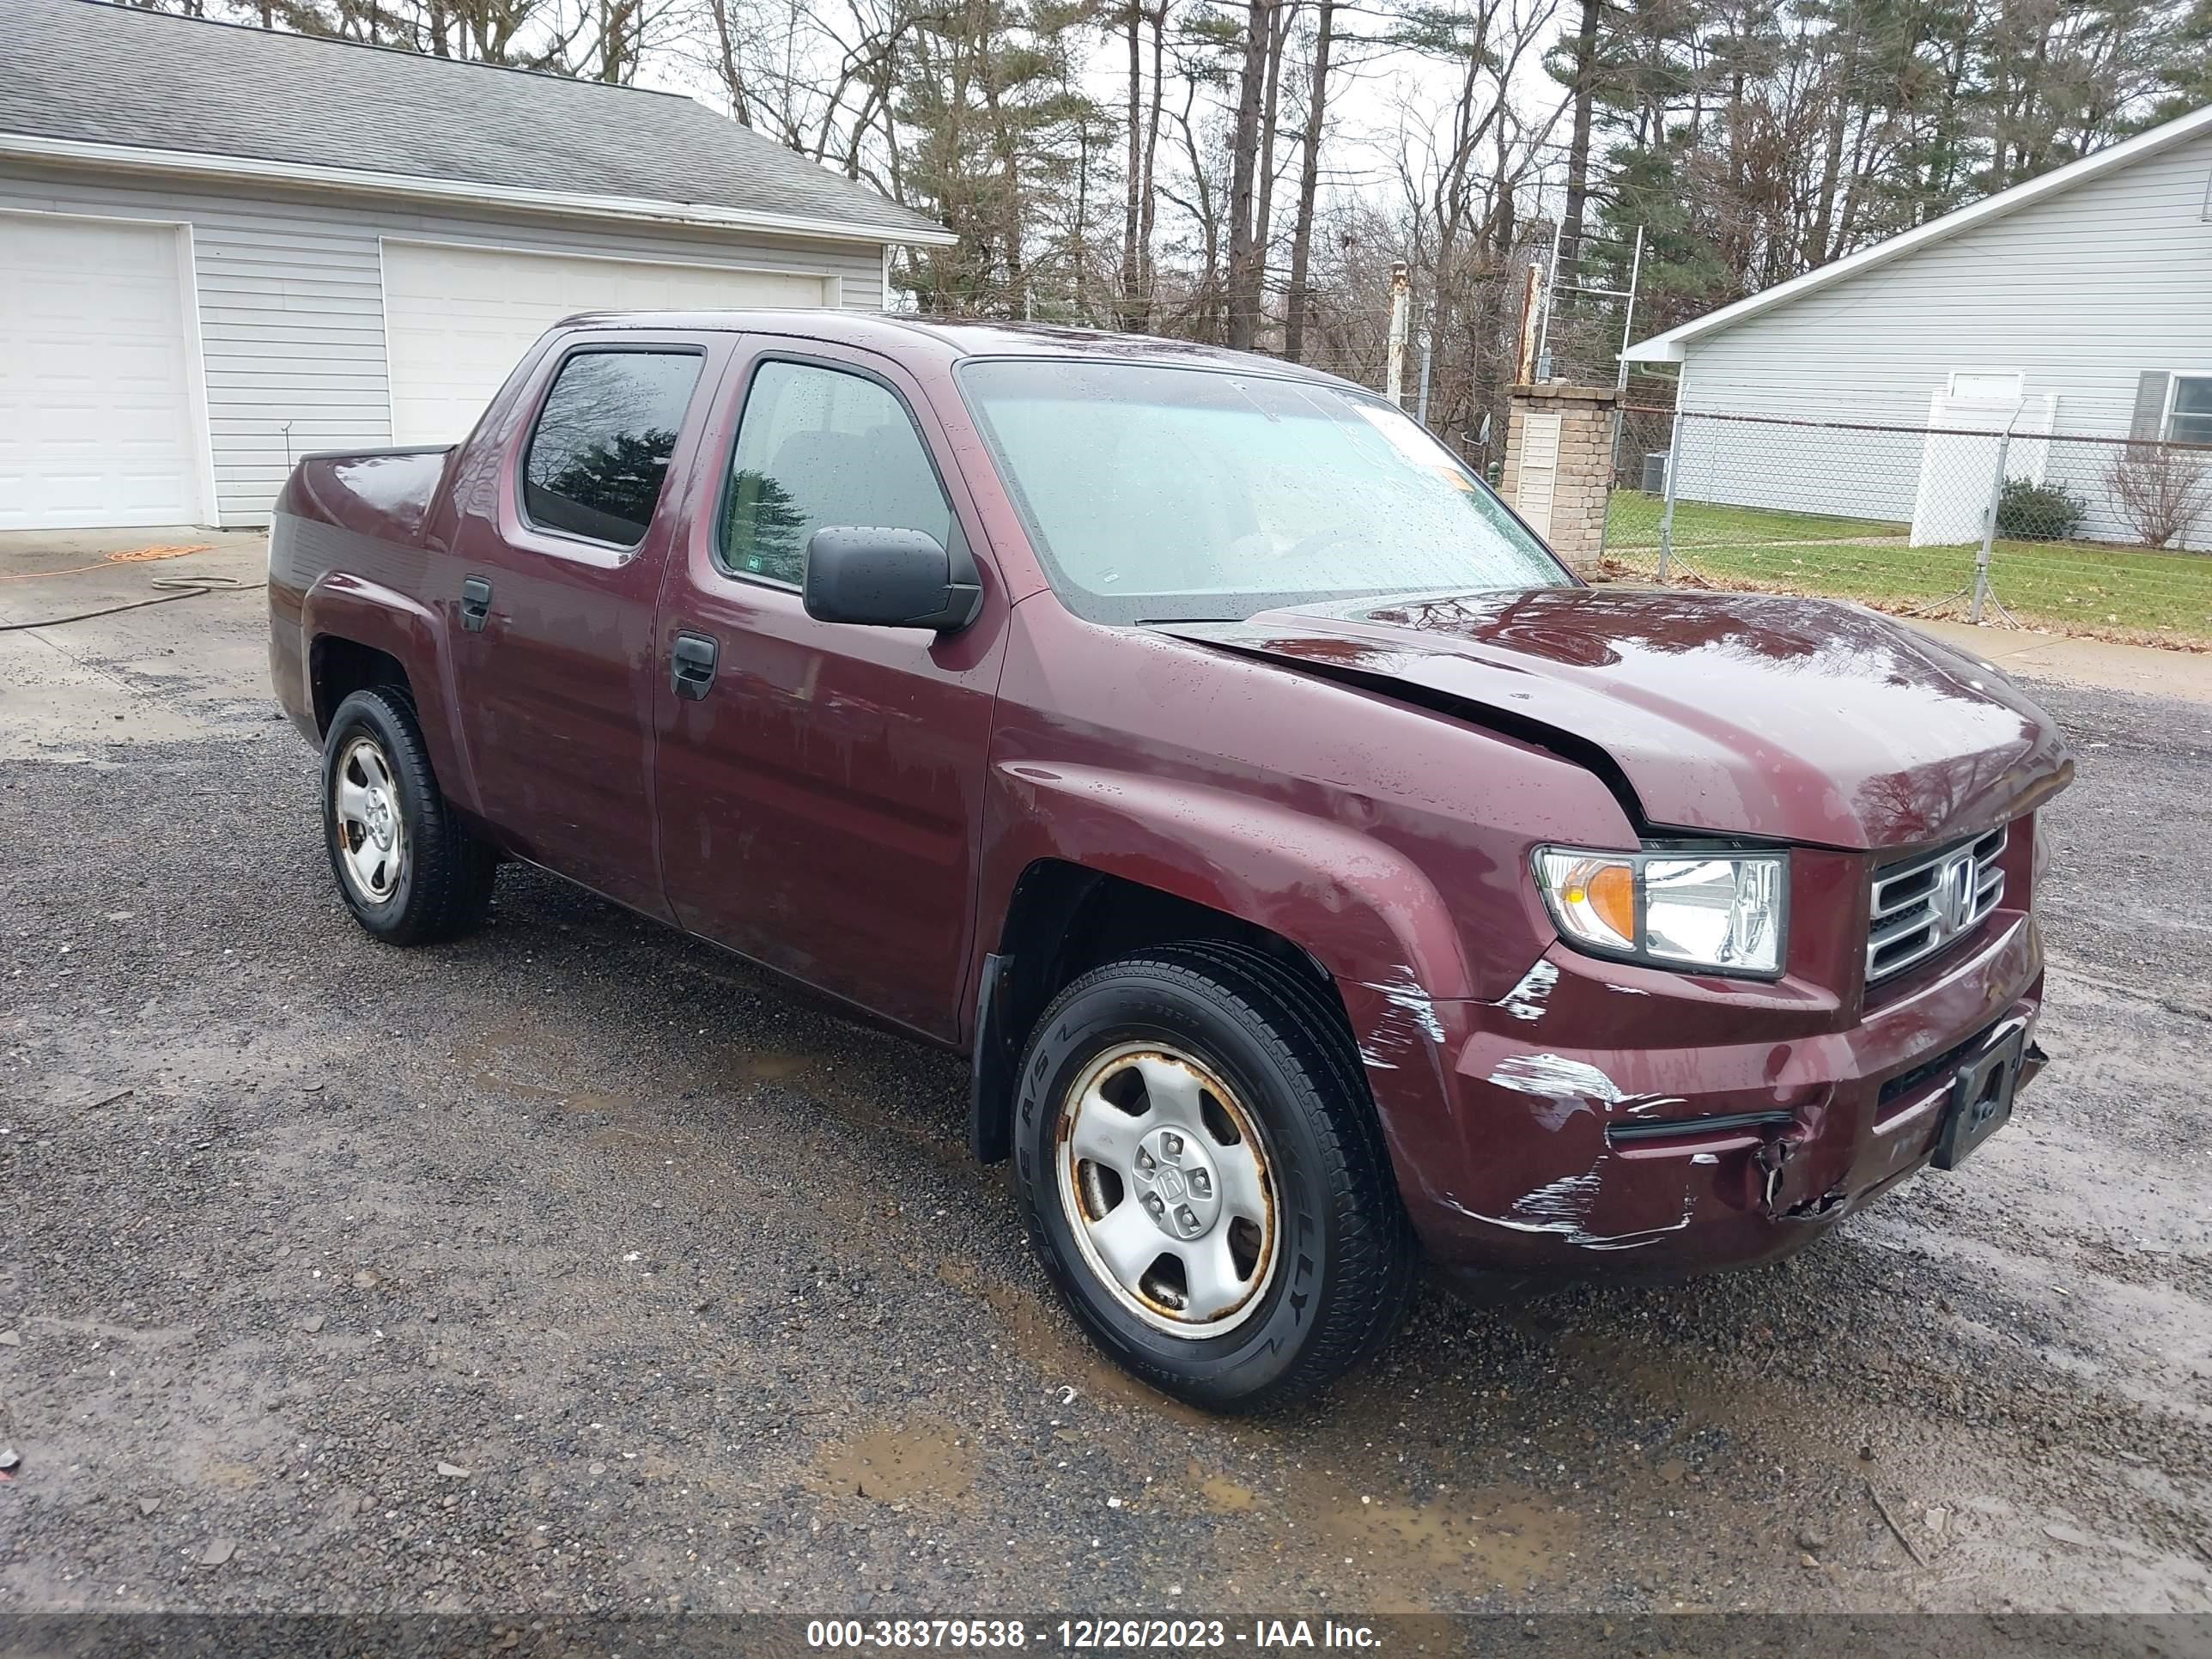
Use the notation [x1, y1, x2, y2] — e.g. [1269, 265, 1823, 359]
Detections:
[453, 1025, 650, 1117]
[735, 1052, 812, 1083]
[1172, 1449, 1585, 1609]
[818, 1421, 977, 1507]
[1284, 1472, 1582, 1601]
[1194, 1465, 1257, 1511]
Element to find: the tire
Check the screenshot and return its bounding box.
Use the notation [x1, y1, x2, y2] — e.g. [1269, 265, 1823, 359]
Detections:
[1013, 940, 1418, 1413]
[321, 687, 495, 946]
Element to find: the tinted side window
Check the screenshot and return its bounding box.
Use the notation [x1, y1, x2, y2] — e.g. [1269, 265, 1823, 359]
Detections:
[722, 361, 953, 585]
[523, 349, 704, 547]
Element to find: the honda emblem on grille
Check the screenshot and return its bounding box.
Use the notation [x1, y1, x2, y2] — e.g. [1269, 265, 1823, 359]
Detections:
[1934, 852, 1978, 938]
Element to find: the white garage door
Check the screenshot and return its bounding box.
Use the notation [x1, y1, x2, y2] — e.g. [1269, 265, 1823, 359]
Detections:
[381, 241, 833, 445]
[0, 215, 203, 530]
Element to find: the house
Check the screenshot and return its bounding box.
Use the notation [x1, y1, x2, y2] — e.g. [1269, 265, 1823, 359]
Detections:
[0, 0, 953, 532]
[1622, 103, 2212, 550]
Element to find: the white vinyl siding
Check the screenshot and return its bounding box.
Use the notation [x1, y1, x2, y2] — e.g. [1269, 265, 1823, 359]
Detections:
[0, 160, 890, 526]
[1669, 126, 2212, 549]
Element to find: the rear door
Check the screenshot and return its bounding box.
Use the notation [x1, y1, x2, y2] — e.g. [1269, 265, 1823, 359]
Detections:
[653, 341, 1008, 1041]
[447, 330, 726, 921]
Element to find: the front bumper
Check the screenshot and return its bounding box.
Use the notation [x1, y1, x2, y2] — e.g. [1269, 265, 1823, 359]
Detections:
[1348, 903, 2045, 1283]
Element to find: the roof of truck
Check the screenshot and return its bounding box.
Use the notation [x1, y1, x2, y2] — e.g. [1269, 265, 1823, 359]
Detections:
[553, 310, 1361, 385]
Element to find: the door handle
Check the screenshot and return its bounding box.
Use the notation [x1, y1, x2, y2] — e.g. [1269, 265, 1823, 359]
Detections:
[459, 576, 493, 633]
[671, 630, 720, 701]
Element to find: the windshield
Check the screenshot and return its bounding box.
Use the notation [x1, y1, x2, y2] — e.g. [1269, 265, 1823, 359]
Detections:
[957, 357, 1570, 624]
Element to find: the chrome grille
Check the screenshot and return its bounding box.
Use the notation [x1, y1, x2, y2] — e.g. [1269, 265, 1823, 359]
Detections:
[1866, 825, 2007, 986]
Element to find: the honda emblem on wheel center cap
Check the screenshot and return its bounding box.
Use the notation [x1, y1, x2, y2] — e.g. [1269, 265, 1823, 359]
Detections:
[1132, 1124, 1221, 1240]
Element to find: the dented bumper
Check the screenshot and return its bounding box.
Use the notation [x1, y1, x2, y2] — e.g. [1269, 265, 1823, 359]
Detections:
[1344, 901, 2047, 1283]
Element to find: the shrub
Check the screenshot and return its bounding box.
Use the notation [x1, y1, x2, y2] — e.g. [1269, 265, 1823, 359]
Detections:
[1994, 477, 2086, 542]
[2106, 442, 2212, 550]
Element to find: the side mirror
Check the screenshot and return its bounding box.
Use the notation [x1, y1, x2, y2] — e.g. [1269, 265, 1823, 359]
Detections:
[801, 526, 982, 632]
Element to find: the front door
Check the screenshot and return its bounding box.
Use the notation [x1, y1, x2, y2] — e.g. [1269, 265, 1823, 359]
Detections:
[448, 334, 721, 921]
[653, 343, 1008, 1040]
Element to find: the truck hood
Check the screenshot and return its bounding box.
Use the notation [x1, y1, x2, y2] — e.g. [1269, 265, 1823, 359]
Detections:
[1162, 587, 2071, 850]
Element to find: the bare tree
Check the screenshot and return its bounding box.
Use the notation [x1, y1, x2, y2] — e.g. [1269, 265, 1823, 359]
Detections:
[1279, 0, 1334, 362]
[1222, 0, 1276, 348]
[2107, 441, 2212, 549]
[1556, 0, 1601, 270]
[1116, 0, 1168, 328]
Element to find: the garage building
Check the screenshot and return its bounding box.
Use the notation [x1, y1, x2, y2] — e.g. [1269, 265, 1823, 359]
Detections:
[0, 0, 953, 531]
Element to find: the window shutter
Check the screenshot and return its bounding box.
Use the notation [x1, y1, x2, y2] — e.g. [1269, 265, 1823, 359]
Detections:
[2130, 371, 2172, 440]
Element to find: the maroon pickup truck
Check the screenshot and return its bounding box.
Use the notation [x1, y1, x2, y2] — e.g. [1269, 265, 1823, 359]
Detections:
[269, 312, 2071, 1411]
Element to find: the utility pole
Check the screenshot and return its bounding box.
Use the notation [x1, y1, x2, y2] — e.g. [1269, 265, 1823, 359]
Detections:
[1972, 425, 2015, 623]
[1385, 261, 1410, 406]
[1416, 305, 1435, 425]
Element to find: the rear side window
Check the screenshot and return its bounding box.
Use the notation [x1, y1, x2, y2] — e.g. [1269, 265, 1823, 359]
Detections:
[523, 349, 704, 548]
[721, 360, 953, 585]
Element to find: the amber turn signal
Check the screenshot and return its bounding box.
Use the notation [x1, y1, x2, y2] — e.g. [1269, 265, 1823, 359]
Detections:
[1537, 852, 1639, 954]
[1564, 863, 1637, 943]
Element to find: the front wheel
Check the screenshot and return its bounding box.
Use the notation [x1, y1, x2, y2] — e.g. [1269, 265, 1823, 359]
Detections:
[1014, 942, 1418, 1413]
[321, 687, 495, 946]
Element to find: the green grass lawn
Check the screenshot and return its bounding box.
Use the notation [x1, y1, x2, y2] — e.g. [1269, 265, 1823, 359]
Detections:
[1601, 492, 2212, 643]
[1603, 492, 1905, 549]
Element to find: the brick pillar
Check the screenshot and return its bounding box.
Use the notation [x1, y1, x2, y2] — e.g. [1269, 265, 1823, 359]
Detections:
[1500, 383, 1617, 573]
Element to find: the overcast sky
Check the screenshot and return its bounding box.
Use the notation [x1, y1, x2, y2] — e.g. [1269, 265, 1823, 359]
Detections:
[636, 2, 1582, 240]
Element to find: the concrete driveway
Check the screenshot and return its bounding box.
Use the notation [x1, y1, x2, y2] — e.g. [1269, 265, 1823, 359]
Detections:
[2, 530, 2208, 1616]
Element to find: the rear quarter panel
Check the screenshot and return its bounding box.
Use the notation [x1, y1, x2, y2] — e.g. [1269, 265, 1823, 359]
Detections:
[268, 328, 562, 799]
[268, 451, 473, 799]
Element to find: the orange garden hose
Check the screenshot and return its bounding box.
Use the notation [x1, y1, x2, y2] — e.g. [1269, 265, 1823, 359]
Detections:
[0, 542, 216, 581]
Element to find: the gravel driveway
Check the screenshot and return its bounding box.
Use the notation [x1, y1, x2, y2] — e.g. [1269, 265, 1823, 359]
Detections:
[3, 535, 2208, 1617]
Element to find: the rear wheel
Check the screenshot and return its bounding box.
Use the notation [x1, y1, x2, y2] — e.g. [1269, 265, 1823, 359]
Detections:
[1014, 941, 1418, 1413]
[322, 688, 495, 945]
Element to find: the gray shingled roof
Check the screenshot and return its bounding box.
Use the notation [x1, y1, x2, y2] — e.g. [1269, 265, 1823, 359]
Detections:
[3, 0, 946, 240]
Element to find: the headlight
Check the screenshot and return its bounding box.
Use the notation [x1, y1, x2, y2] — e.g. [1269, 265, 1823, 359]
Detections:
[1533, 846, 1787, 976]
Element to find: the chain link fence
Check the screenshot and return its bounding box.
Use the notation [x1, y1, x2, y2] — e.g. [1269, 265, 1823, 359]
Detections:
[1599, 408, 2212, 643]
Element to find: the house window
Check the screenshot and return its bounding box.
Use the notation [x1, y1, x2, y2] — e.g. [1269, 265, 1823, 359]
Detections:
[2169, 376, 2212, 447]
[522, 349, 705, 548]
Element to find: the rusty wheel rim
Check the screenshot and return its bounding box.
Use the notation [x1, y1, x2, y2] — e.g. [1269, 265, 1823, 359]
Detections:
[332, 735, 406, 904]
[1054, 1041, 1279, 1339]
